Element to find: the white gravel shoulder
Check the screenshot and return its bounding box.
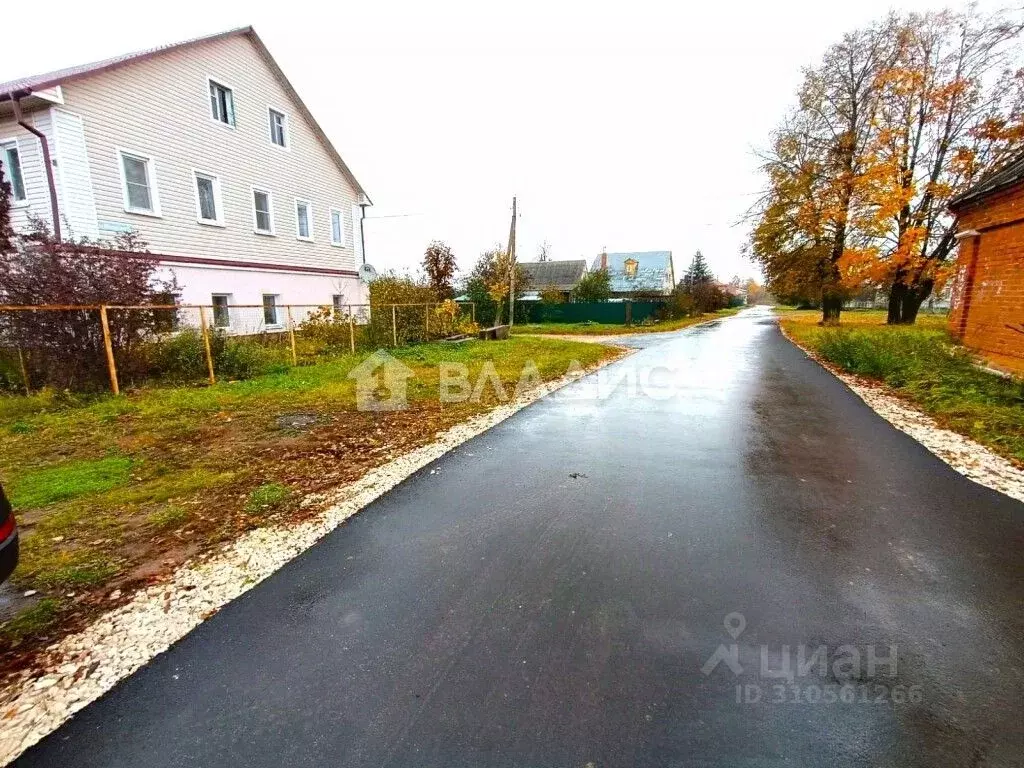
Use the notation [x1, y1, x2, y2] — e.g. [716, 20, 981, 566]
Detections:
[0, 352, 628, 765]
[782, 326, 1024, 505]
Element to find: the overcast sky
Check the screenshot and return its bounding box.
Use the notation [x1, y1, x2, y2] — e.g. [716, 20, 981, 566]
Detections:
[2, 0, 1004, 283]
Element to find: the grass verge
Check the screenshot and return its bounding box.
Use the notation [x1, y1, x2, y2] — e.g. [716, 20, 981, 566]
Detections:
[512, 307, 743, 336]
[778, 309, 1024, 466]
[0, 336, 618, 662]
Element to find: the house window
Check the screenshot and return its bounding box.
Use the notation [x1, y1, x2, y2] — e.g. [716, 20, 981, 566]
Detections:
[193, 171, 223, 225]
[624, 258, 639, 278]
[295, 199, 312, 240]
[269, 108, 288, 147]
[212, 294, 231, 328]
[1, 143, 26, 202]
[252, 188, 274, 234]
[263, 294, 280, 326]
[332, 295, 346, 315]
[330, 208, 345, 246]
[209, 80, 235, 126]
[118, 150, 160, 215]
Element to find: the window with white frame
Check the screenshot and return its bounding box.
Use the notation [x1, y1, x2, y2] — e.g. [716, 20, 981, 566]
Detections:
[252, 188, 274, 234]
[330, 208, 345, 246]
[209, 80, 235, 126]
[268, 108, 288, 148]
[262, 294, 280, 326]
[295, 199, 312, 240]
[193, 171, 223, 225]
[118, 150, 160, 215]
[212, 294, 231, 328]
[1, 142, 26, 202]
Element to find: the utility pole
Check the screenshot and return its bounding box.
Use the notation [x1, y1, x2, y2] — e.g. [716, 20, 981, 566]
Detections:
[507, 196, 517, 328]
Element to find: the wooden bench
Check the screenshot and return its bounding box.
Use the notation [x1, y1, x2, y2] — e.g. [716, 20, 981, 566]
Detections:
[478, 324, 511, 341]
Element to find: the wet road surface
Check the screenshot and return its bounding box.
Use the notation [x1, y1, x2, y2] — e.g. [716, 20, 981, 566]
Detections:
[15, 308, 1024, 767]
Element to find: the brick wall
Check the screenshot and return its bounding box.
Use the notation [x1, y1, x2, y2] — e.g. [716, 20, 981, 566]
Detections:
[949, 184, 1024, 375]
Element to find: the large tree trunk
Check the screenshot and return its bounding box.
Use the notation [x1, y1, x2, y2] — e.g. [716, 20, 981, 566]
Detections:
[900, 280, 933, 324]
[821, 294, 843, 325]
[887, 281, 906, 324]
[887, 278, 933, 324]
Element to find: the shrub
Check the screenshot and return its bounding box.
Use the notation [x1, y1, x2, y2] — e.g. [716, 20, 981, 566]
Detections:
[0, 225, 176, 391]
[572, 269, 611, 303]
[539, 285, 566, 304]
[296, 306, 354, 353]
[143, 330, 212, 382]
[217, 338, 285, 380]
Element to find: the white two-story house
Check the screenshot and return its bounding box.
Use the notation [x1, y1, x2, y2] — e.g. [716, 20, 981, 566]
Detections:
[0, 26, 371, 325]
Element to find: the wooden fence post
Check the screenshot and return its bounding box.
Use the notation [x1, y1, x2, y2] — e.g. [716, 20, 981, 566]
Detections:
[16, 347, 30, 395]
[287, 305, 298, 366]
[99, 305, 120, 395]
[392, 305, 398, 347]
[348, 307, 356, 354]
[471, 302, 476, 324]
[424, 303, 430, 341]
[198, 306, 216, 385]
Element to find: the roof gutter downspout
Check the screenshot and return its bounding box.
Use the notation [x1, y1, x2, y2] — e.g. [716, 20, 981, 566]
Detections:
[359, 202, 369, 265]
[9, 94, 61, 242]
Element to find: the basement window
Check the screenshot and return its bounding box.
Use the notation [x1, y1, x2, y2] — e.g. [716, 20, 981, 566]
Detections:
[212, 294, 231, 328]
[263, 294, 280, 326]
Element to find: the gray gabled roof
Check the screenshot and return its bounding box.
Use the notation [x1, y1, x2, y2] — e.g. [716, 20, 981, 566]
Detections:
[0, 26, 371, 203]
[949, 151, 1024, 210]
[591, 251, 673, 293]
[519, 260, 588, 291]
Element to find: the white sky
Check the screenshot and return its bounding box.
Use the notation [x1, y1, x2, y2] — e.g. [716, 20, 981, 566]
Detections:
[2, 0, 1001, 283]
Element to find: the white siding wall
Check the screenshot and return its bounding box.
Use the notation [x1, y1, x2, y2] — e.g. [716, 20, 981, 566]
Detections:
[50, 108, 100, 240]
[60, 34, 361, 273]
[160, 264, 366, 320]
[0, 111, 56, 234]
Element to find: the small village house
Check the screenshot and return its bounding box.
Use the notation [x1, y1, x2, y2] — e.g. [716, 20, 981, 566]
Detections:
[948, 154, 1024, 375]
[0, 27, 371, 331]
[591, 251, 675, 299]
[517, 259, 589, 301]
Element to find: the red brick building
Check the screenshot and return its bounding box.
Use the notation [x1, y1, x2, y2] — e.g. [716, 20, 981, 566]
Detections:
[948, 156, 1024, 375]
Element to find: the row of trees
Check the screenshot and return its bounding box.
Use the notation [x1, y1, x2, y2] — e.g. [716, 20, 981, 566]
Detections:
[750, 6, 1024, 324]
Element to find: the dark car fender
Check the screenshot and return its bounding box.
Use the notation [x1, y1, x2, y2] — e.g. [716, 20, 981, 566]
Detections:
[0, 484, 18, 583]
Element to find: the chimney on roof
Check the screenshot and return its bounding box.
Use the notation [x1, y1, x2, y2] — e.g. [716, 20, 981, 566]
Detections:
[600, 251, 607, 270]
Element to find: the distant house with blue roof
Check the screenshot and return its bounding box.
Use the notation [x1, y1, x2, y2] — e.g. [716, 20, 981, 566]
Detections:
[591, 251, 675, 299]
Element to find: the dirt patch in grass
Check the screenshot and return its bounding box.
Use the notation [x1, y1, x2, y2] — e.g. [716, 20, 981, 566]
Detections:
[0, 337, 618, 678]
[778, 309, 1024, 467]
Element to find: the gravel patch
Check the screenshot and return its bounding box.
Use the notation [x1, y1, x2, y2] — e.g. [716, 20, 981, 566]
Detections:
[0, 353, 627, 765]
[783, 327, 1024, 505]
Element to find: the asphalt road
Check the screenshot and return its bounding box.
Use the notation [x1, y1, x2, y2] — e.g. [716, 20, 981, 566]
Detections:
[16, 308, 1024, 767]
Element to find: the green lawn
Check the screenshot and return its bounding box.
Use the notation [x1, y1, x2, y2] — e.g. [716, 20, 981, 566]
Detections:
[0, 337, 618, 650]
[512, 307, 743, 336]
[778, 309, 1024, 466]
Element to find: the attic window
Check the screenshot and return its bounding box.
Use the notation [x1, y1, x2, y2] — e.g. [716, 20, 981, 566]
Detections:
[624, 258, 639, 278]
[269, 108, 288, 148]
[209, 80, 235, 126]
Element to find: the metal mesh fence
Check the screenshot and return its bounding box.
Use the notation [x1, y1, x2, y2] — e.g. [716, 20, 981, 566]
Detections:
[0, 302, 476, 395]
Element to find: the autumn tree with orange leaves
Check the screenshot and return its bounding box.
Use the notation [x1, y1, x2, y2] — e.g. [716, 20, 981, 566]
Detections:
[752, 7, 1024, 325]
[853, 9, 1024, 323]
[752, 18, 899, 323]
